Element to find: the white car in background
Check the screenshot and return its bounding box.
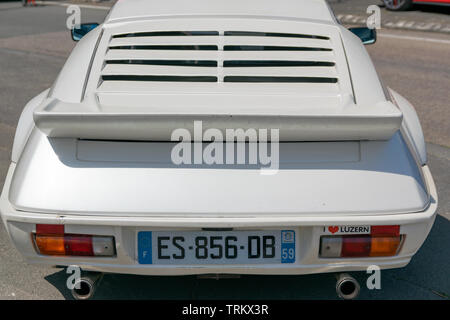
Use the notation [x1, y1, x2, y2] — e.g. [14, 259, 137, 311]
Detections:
[0, 0, 437, 299]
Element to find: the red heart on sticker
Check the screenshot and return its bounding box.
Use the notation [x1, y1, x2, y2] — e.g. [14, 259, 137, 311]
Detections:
[328, 226, 339, 234]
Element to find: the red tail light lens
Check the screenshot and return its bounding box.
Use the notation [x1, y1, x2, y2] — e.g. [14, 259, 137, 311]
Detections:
[341, 235, 371, 257]
[64, 235, 94, 256]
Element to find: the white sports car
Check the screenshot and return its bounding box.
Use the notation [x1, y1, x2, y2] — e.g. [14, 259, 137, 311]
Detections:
[0, 0, 437, 299]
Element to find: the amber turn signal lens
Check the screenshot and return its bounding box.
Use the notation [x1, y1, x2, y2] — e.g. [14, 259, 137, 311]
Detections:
[34, 235, 66, 255]
[369, 236, 402, 257]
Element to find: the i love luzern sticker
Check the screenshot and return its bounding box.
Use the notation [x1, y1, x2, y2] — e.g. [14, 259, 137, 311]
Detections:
[323, 225, 371, 235]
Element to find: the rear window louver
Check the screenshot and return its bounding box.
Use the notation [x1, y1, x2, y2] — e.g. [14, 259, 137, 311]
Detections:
[100, 30, 338, 84]
[223, 31, 330, 40]
[112, 31, 220, 38]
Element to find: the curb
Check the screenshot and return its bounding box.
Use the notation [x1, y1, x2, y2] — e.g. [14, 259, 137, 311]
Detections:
[336, 14, 450, 34]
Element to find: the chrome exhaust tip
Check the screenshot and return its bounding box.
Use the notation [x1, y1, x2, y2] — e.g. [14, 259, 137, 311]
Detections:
[71, 272, 103, 300]
[335, 273, 360, 300]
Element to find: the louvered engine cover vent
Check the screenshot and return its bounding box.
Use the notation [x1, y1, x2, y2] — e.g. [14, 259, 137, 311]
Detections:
[100, 30, 339, 84]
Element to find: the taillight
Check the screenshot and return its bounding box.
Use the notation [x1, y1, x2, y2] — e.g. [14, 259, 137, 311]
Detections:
[320, 225, 404, 258]
[35, 234, 66, 255]
[34, 224, 115, 257]
[64, 235, 94, 256]
[341, 236, 371, 257]
[369, 236, 402, 257]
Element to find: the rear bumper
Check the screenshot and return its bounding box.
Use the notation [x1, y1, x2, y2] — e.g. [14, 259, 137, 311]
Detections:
[0, 164, 438, 276]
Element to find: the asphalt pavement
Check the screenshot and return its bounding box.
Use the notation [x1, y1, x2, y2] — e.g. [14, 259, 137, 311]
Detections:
[329, 0, 450, 33]
[0, 1, 449, 299]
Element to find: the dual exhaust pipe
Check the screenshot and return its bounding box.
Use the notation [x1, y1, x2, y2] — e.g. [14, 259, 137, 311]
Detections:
[69, 271, 360, 300]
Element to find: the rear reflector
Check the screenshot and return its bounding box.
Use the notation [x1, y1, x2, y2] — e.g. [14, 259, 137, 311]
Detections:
[320, 225, 404, 258]
[34, 224, 115, 257]
[36, 224, 64, 235]
[371, 225, 400, 236]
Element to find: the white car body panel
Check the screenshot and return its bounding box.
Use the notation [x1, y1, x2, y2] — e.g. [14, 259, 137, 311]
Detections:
[9, 130, 428, 216]
[390, 88, 427, 165]
[11, 89, 49, 163]
[0, 0, 438, 275]
[105, 0, 336, 24]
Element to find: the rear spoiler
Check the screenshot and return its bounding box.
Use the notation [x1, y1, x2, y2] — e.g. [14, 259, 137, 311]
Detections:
[33, 97, 402, 141]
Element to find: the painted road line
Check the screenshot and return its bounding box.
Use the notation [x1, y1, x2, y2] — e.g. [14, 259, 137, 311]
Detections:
[336, 14, 450, 34]
[36, 1, 111, 10]
[33, 2, 450, 43]
[33, 4, 450, 35]
[378, 33, 450, 45]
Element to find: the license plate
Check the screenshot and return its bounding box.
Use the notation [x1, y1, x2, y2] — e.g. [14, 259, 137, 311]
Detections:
[137, 230, 295, 265]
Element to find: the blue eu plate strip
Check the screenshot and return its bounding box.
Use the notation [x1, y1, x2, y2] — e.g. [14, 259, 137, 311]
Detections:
[138, 231, 152, 264]
[281, 230, 295, 263]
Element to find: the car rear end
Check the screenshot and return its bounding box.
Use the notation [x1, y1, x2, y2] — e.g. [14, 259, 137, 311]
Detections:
[0, 15, 438, 276]
[0, 132, 437, 275]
